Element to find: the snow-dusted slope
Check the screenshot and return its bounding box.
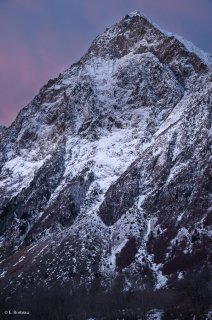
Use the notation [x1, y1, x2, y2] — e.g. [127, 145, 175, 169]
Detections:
[0, 11, 211, 296]
[128, 11, 212, 66]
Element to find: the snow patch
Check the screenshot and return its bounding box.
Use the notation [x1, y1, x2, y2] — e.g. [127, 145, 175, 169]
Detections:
[13, 256, 25, 267]
[175, 35, 212, 66]
[0, 270, 7, 278]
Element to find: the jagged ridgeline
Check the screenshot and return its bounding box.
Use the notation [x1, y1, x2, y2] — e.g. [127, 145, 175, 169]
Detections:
[0, 11, 211, 319]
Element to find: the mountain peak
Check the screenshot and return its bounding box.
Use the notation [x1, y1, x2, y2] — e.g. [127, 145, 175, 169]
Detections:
[128, 10, 142, 17]
[81, 12, 209, 91]
[83, 11, 211, 69]
[127, 11, 212, 66]
[0, 11, 211, 315]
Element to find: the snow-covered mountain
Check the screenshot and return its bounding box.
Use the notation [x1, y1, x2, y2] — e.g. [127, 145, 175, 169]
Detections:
[0, 11, 211, 303]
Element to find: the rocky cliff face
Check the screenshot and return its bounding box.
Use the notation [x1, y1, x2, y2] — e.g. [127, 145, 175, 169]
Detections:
[0, 11, 211, 295]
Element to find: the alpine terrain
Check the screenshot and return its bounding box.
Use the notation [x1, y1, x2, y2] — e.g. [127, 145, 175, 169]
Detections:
[0, 11, 211, 319]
